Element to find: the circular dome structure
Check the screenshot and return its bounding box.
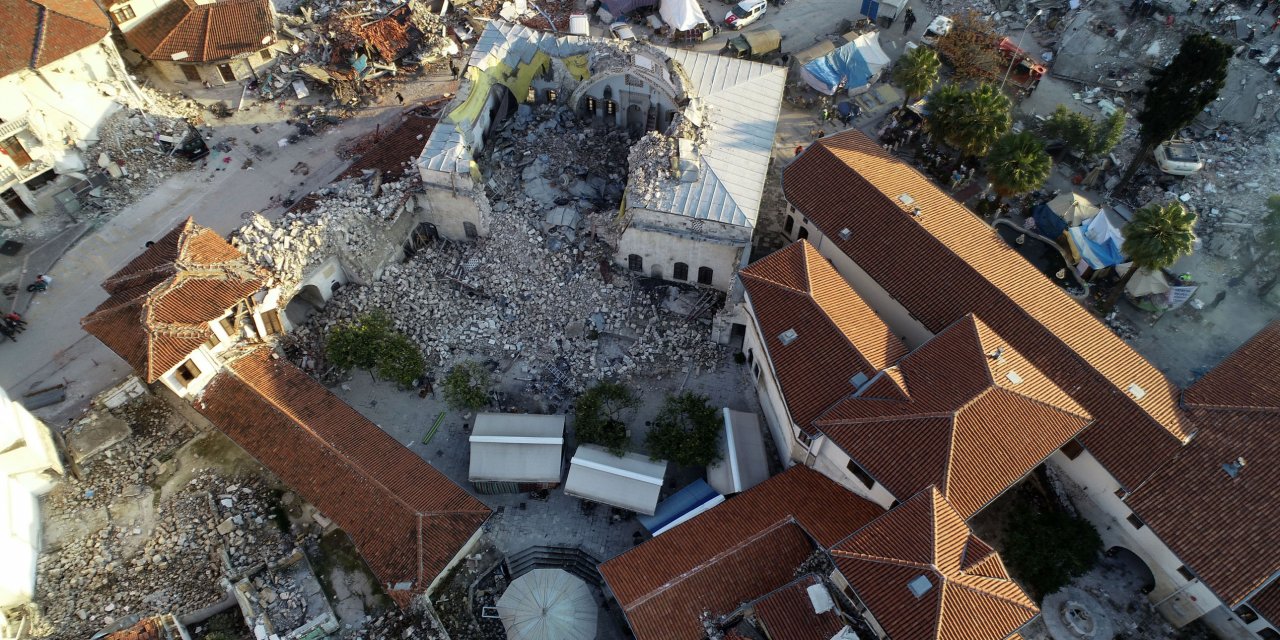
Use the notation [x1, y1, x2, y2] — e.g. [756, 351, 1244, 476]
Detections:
[496, 569, 598, 640]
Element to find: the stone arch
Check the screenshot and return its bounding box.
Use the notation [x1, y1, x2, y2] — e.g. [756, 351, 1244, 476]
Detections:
[1104, 546, 1156, 594]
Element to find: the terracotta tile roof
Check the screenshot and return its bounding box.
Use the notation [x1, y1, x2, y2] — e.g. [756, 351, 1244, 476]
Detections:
[339, 113, 440, 181]
[1125, 320, 1280, 607]
[0, 0, 110, 77]
[740, 240, 907, 428]
[752, 575, 848, 640]
[196, 348, 490, 606]
[599, 466, 884, 640]
[1250, 579, 1280, 627]
[782, 130, 1189, 490]
[123, 0, 274, 64]
[815, 315, 1092, 517]
[830, 488, 1038, 640]
[82, 218, 264, 382]
[103, 617, 163, 640]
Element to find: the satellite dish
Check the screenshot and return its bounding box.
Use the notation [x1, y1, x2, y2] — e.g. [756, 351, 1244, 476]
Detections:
[261, 35, 273, 45]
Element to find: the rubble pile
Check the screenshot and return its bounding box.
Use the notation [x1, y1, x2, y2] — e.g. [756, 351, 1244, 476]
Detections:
[81, 108, 200, 214]
[626, 132, 677, 207]
[347, 607, 447, 639]
[232, 178, 418, 290]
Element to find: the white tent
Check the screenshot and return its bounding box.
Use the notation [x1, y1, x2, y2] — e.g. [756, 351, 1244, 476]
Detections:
[1047, 192, 1101, 227]
[1117, 263, 1172, 297]
[564, 444, 667, 515]
[497, 569, 597, 640]
[659, 0, 707, 31]
[468, 413, 565, 485]
[850, 32, 891, 79]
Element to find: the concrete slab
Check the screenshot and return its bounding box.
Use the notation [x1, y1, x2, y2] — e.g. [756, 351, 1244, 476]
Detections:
[66, 414, 131, 462]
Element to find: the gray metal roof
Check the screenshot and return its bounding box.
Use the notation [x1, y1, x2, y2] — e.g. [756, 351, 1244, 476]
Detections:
[419, 22, 786, 229]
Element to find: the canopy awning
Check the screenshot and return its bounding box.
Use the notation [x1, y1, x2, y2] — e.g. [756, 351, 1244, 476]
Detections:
[707, 408, 771, 495]
[637, 479, 724, 536]
[469, 413, 565, 484]
[659, 0, 708, 31]
[497, 569, 598, 640]
[564, 444, 667, 515]
[801, 40, 876, 95]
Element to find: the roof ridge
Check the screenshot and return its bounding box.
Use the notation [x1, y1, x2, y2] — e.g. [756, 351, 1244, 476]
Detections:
[624, 517, 797, 611]
[738, 269, 808, 297]
[201, 4, 213, 61]
[990, 383, 1092, 422]
[832, 551, 935, 573]
[31, 5, 47, 69]
[816, 410, 954, 428]
[221, 352, 430, 519]
[945, 571, 1038, 611]
[37, 0, 109, 30]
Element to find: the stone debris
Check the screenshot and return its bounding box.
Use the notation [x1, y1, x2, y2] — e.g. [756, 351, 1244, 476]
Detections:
[79, 107, 201, 217]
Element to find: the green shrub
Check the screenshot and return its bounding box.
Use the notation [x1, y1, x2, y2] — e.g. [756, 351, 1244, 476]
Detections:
[1003, 506, 1102, 598]
[442, 361, 491, 411]
[573, 381, 638, 456]
[645, 392, 722, 467]
[326, 311, 425, 387]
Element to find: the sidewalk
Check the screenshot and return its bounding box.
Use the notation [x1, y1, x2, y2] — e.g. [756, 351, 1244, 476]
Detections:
[5, 221, 92, 317]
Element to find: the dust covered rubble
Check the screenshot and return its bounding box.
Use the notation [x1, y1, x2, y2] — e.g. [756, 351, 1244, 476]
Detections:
[80, 107, 201, 216]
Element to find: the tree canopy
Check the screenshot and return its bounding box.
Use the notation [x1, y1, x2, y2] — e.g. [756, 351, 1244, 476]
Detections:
[935, 10, 1004, 81]
[1042, 105, 1126, 161]
[893, 46, 941, 107]
[326, 311, 426, 387]
[1003, 505, 1102, 598]
[573, 381, 639, 456]
[986, 131, 1052, 199]
[1136, 34, 1231, 147]
[442, 361, 491, 411]
[925, 83, 1012, 158]
[1102, 201, 1198, 311]
[644, 392, 722, 467]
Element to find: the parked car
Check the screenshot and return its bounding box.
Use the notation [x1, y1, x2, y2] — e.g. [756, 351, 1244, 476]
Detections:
[610, 21, 638, 40]
[1154, 140, 1204, 176]
[724, 28, 782, 59]
[725, 0, 767, 30]
[920, 15, 952, 45]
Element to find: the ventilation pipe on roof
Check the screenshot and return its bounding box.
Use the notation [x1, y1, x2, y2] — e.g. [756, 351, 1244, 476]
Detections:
[989, 347, 1005, 363]
[1222, 457, 1246, 479]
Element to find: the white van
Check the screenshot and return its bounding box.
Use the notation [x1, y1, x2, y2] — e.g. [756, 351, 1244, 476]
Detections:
[725, 0, 766, 30]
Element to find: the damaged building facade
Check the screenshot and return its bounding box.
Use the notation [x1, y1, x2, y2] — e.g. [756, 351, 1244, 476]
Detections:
[732, 129, 1280, 640]
[0, 0, 142, 226]
[416, 21, 785, 292]
[81, 218, 492, 607]
[119, 0, 282, 87]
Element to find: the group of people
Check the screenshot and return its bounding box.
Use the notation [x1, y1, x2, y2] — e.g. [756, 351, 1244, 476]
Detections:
[0, 313, 26, 342]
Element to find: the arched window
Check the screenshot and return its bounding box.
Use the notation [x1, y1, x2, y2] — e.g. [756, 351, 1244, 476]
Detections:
[673, 262, 689, 281]
[797, 227, 809, 240]
[628, 254, 643, 272]
[785, 215, 795, 234]
[697, 266, 713, 285]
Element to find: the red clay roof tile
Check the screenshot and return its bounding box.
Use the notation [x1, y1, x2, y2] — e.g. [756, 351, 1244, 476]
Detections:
[740, 240, 907, 428]
[752, 575, 848, 640]
[782, 130, 1189, 490]
[0, 0, 109, 77]
[599, 466, 883, 639]
[196, 348, 490, 605]
[831, 488, 1037, 640]
[1126, 320, 1280, 607]
[124, 0, 273, 63]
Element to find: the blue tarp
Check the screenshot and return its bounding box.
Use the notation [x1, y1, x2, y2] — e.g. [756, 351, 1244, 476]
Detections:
[1032, 203, 1071, 239]
[801, 42, 873, 95]
[1067, 213, 1127, 269]
[637, 479, 724, 536]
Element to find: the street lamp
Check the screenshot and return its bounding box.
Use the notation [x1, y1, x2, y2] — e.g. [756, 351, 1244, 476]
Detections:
[1001, 9, 1044, 91]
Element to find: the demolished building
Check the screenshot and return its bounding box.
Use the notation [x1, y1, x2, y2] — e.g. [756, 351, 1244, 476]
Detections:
[80, 218, 491, 607]
[0, 0, 144, 226]
[415, 20, 786, 292]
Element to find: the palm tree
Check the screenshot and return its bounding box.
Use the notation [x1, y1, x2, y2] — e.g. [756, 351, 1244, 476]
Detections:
[894, 47, 941, 109]
[1101, 201, 1198, 312]
[951, 83, 1011, 158]
[986, 131, 1052, 203]
[923, 83, 966, 143]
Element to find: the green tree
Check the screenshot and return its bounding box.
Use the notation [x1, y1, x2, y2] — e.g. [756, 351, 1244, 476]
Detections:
[1042, 105, 1126, 162]
[573, 381, 639, 456]
[442, 361, 491, 411]
[925, 83, 1011, 159]
[644, 392, 722, 467]
[893, 46, 941, 108]
[1101, 201, 1198, 312]
[935, 10, 1004, 81]
[1003, 505, 1102, 598]
[986, 131, 1052, 202]
[326, 311, 425, 387]
[1117, 33, 1231, 189]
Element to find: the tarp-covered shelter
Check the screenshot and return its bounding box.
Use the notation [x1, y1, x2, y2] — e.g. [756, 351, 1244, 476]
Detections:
[1032, 192, 1102, 239]
[469, 413, 565, 492]
[707, 408, 771, 495]
[602, 0, 657, 17]
[1117, 263, 1172, 297]
[564, 445, 668, 515]
[637, 479, 724, 536]
[800, 34, 889, 96]
[496, 569, 597, 640]
[1066, 210, 1126, 269]
[660, 0, 708, 31]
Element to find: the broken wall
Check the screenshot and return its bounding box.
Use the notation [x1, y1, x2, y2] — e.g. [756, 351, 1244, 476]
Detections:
[618, 206, 751, 291]
[410, 188, 490, 241]
[0, 386, 63, 608]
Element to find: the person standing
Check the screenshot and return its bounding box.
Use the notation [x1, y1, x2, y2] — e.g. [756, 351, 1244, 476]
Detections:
[449, 59, 460, 79]
[395, 92, 405, 104]
[1258, 0, 1272, 15]
[903, 7, 918, 33]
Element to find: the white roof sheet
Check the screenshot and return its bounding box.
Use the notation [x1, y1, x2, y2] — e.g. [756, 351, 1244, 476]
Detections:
[418, 21, 786, 230]
[563, 444, 667, 515]
[469, 413, 565, 483]
[707, 408, 772, 494]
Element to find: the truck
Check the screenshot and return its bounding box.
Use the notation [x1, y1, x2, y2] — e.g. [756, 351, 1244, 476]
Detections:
[724, 29, 783, 60]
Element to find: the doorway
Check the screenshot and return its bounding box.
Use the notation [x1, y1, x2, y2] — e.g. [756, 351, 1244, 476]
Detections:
[217, 64, 235, 82]
[1, 189, 32, 218]
[181, 65, 201, 82]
